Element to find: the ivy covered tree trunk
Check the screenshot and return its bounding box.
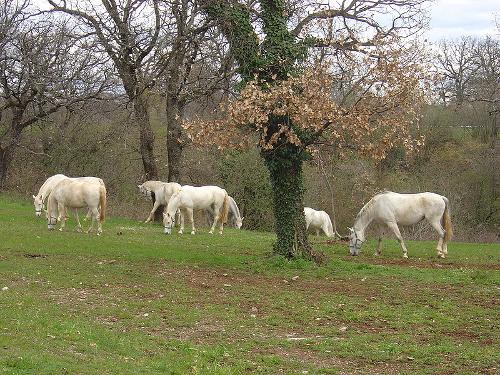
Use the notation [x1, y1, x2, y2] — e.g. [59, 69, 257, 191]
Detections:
[203, 0, 314, 260]
[263, 146, 312, 259]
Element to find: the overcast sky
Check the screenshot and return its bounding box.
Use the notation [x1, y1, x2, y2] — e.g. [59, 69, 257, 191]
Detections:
[426, 0, 499, 41]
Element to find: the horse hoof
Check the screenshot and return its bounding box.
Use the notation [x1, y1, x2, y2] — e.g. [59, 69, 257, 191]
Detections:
[374, 252, 380, 256]
[191, 231, 195, 235]
[58, 228, 63, 232]
[209, 231, 213, 234]
[178, 231, 183, 235]
[403, 254, 408, 259]
[219, 231, 223, 235]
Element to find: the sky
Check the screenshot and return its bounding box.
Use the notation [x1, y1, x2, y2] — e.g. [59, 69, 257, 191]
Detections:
[426, 0, 499, 41]
[32, 0, 499, 41]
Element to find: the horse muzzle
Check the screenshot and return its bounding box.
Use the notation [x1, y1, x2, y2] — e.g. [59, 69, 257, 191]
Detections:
[164, 226, 172, 234]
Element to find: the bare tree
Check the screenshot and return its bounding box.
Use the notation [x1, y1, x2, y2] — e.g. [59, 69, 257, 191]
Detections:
[0, 15, 110, 187]
[48, 0, 162, 180]
[435, 37, 479, 106]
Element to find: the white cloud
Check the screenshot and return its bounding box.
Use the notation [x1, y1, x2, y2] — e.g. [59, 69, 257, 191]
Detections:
[426, 0, 499, 41]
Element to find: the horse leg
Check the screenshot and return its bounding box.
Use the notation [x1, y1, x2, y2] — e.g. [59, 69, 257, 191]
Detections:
[145, 200, 160, 223]
[74, 208, 82, 232]
[375, 228, 385, 256]
[97, 208, 103, 235]
[58, 203, 66, 231]
[429, 219, 446, 258]
[386, 222, 409, 258]
[218, 209, 225, 235]
[187, 208, 195, 235]
[86, 208, 97, 234]
[209, 207, 220, 234]
[178, 208, 186, 234]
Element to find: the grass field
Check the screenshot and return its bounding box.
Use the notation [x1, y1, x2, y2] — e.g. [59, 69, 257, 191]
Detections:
[0, 195, 499, 374]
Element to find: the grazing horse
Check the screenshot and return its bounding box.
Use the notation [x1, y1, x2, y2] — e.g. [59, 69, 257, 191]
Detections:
[205, 196, 243, 229]
[348, 191, 453, 258]
[33, 174, 68, 217]
[47, 178, 106, 235]
[163, 185, 229, 235]
[33, 175, 101, 222]
[304, 207, 334, 237]
[138, 180, 182, 223]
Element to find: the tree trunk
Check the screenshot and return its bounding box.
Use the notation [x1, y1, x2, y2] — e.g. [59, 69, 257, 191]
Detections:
[262, 146, 312, 260]
[166, 96, 184, 183]
[0, 110, 24, 189]
[0, 146, 12, 189]
[134, 95, 158, 180]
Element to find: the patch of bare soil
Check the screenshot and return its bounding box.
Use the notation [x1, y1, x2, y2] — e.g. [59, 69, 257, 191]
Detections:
[358, 257, 500, 270]
[251, 346, 415, 375]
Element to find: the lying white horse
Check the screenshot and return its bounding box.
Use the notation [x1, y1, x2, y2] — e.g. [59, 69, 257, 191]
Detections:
[47, 178, 106, 235]
[349, 191, 453, 258]
[304, 207, 334, 237]
[163, 185, 229, 235]
[138, 180, 182, 223]
[205, 196, 243, 229]
[34, 175, 101, 223]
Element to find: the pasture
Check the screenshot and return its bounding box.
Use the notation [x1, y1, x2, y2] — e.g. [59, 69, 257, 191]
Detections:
[0, 195, 498, 374]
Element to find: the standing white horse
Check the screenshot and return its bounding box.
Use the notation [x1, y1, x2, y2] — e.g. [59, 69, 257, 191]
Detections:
[138, 180, 182, 223]
[348, 191, 453, 258]
[205, 196, 243, 229]
[33, 174, 101, 221]
[163, 185, 229, 235]
[304, 207, 334, 237]
[47, 179, 106, 235]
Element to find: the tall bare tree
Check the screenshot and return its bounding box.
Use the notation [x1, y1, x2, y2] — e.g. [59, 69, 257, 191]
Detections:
[48, 0, 162, 180]
[0, 14, 110, 187]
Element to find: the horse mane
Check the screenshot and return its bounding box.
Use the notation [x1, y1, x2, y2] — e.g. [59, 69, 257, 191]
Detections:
[355, 190, 391, 220]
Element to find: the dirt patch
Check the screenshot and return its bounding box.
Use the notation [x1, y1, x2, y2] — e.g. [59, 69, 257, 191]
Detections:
[358, 257, 500, 270]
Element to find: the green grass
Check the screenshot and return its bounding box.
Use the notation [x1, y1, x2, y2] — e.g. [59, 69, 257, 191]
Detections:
[1, 194, 499, 374]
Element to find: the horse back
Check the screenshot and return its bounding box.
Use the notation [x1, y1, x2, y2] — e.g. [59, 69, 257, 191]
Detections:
[373, 192, 446, 224]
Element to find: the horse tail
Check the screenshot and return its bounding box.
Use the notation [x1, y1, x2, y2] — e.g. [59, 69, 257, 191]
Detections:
[442, 196, 453, 242]
[326, 214, 334, 237]
[220, 191, 230, 224]
[99, 184, 107, 222]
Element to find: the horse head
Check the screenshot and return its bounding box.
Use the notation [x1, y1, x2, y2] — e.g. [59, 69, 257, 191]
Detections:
[33, 194, 44, 217]
[348, 227, 364, 256]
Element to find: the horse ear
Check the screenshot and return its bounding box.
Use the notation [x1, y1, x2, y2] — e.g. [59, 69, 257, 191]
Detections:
[347, 227, 354, 232]
[241, 217, 244, 221]
[32, 195, 36, 199]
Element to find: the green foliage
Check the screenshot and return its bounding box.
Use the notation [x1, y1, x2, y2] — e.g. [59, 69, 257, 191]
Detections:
[216, 149, 274, 231]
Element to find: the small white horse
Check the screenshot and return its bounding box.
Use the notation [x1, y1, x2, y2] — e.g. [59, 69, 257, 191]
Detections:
[205, 196, 243, 229]
[348, 191, 453, 258]
[304, 207, 334, 237]
[33, 175, 101, 222]
[47, 178, 106, 235]
[138, 180, 182, 223]
[163, 185, 229, 235]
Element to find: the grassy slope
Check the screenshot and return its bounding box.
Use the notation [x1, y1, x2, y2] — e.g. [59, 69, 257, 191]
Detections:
[0, 195, 498, 375]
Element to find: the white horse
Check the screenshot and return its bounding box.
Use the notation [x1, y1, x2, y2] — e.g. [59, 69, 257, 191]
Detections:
[205, 196, 243, 229]
[33, 174, 68, 216]
[47, 178, 106, 235]
[304, 207, 334, 237]
[163, 185, 229, 235]
[348, 191, 453, 258]
[138, 180, 182, 223]
[33, 174, 100, 221]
